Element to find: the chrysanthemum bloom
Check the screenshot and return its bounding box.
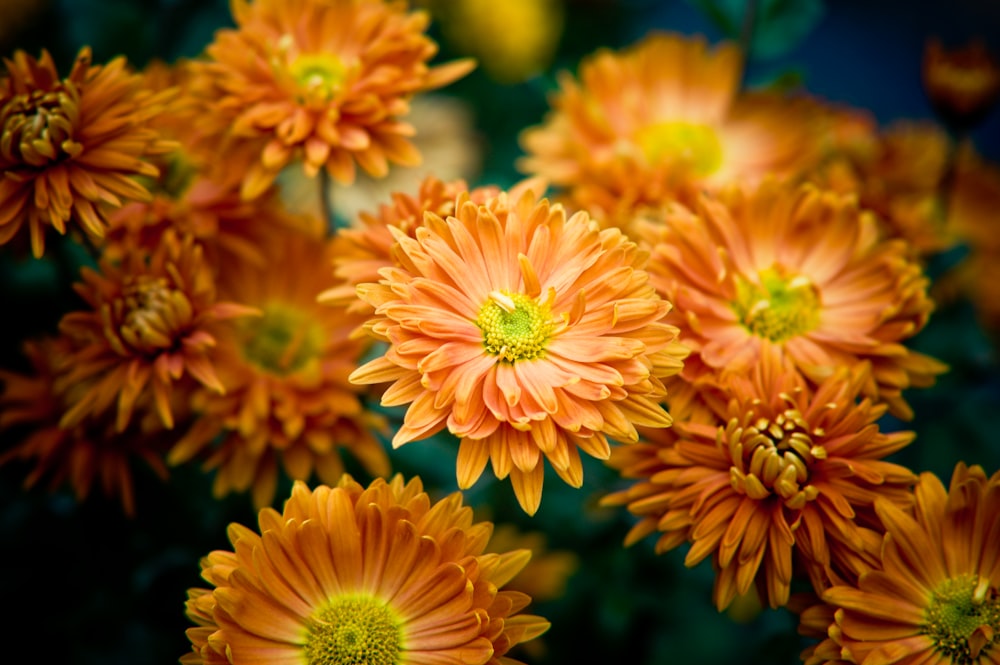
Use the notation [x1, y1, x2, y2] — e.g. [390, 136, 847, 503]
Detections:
[0, 47, 175, 257]
[428, 0, 564, 83]
[806, 463, 1000, 665]
[56, 230, 258, 432]
[350, 184, 688, 514]
[318, 175, 503, 315]
[931, 146, 1000, 333]
[923, 37, 1000, 132]
[637, 178, 947, 420]
[188, 0, 475, 200]
[181, 475, 550, 665]
[805, 119, 957, 256]
[517, 32, 821, 228]
[602, 356, 917, 610]
[168, 228, 390, 509]
[0, 337, 178, 515]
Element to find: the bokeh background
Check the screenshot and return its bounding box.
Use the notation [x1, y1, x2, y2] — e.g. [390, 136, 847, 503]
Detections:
[2, 1, 999, 664]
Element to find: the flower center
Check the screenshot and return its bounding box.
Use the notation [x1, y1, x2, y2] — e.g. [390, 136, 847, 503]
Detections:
[289, 52, 348, 103]
[476, 290, 554, 363]
[731, 267, 821, 342]
[0, 86, 83, 167]
[725, 394, 827, 509]
[114, 276, 192, 355]
[304, 595, 403, 665]
[241, 303, 323, 375]
[924, 574, 1000, 663]
[634, 120, 723, 176]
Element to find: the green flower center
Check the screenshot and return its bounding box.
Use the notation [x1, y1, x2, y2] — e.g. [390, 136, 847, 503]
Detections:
[731, 267, 821, 342]
[924, 574, 1000, 664]
[476, 290, 554, 363]
[304, 595, 403, 665]
[289, 53, 348, 102]
[635, 120, 724, 176]
[241, 303, 323, 375]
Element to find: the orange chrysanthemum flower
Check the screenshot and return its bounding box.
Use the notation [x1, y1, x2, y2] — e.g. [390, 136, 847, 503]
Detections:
[182, 475, 550, 665]
[168, 228, 390, 509]
[318, 175, 502, 315]
[349, 183, 688, 514]
[806, 118, 957, 255]
[56, 230, 258, 432]
[923, 37, 1000, 131]
[189, 0, 475, 199]
[602, 356, 917, 610]
[517, 32, 820, 227]
[0, 337, 177, 515]
[637, 178, 947, 420]
[806, 463, 1000, 665]
[0, 47, 174, 257]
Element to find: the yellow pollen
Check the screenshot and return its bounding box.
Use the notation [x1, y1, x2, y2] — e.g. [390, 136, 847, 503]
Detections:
[923, 574, 1000, 664]
[304, 595, 402, 665]
[289, 53, 348, 102]
[732, 267, 821, 342]
[1, 86, 83, 167]
[113, 276, 193, 355]
[724, 395, 827, 508]
[634, 120, 724, 176]
[476, 290, 554, 363]
[240, 303, 323, 375]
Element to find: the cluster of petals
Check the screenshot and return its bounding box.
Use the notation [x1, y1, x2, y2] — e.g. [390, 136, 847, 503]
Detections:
[603, 355, 917, 610]
[0, 337, 176, 515]
[636, 178, 947, 420]
[182, 474, 550, 665]
[799, 463, 1000, 665]
[0, 46, 175, 257]
[188, 0, 475, 199]
[56, 229, 258, 433]
[517, 31, 821, 228]
[350, 182, 688, 514]
[319, 175, 502, 316]
[168, 228, 390, 509]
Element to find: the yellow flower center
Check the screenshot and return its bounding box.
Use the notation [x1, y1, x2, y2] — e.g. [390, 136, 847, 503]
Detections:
[0, 86, 83, 167]
[731, 267, 821, 342]
[725, 394, 827, 510]
[289, 52, 348, 102]
[635, 120, 723, 176]
[241, 303, 323, 375]
[304, 595, 403, 665]
[114, 276, 193, 355]
[476, 290, 554, 363]
[924, 574, 1000, 663]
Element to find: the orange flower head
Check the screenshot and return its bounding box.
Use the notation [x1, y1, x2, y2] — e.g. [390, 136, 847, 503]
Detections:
[638, 178, 948, 420]
[812, 463, 1000, 665]
[349, 182, 688, 514]
[517, 31, 821, 227]
[923, 37, 1000, 131]
[602, 356, 917, 611]
[56, 230, 258, 433]
[318, 175, 503, 315]
[168, 228, 390, 509]
[0, 336, 178, 515]
[806, 118, 956, 255]
[0, 47, 175, 257]
[181, 475, 550, 665]
[938, 147, 1000, 332]
[189, 0, 475, 199]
